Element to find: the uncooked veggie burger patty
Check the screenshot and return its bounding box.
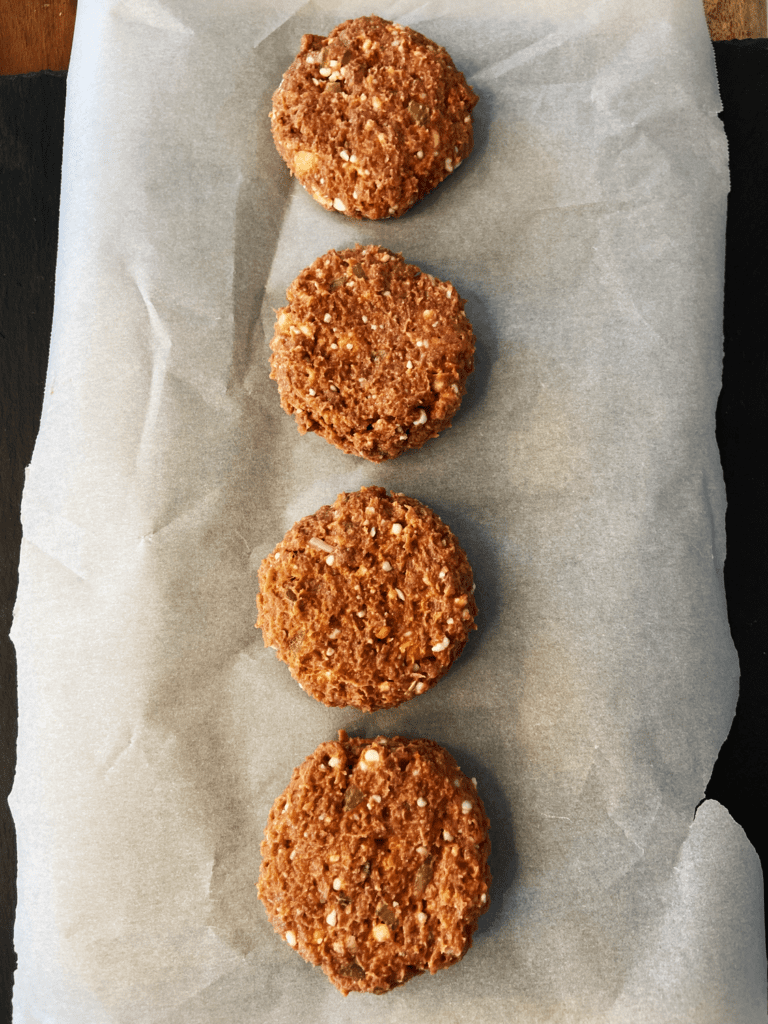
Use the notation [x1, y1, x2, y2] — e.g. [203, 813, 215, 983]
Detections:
[269, 15, 478, 220]
[256, 487, 477, 711]
[269, 244, 475, 462]
[258, 731, 491, 994]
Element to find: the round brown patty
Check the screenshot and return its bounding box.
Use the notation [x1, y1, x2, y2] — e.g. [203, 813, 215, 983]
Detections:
[269, 245, 475, 462]
[258, 731, 491, 995]
[256, 487, 477, 711]
[269, 15, 478, 220]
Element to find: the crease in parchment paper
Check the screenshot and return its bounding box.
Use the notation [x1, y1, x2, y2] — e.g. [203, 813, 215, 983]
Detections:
[20, 505, 90, 580]
[251, 3, 310, 52]
[611, 800, 766, 1024]
[112, 0, 196, 35]
[9, 0, 765, 1021]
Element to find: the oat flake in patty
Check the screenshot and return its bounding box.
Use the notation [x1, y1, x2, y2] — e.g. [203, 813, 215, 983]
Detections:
[269, 14, 478, 219]
[256, 487, 478, 711]
[258, 731, 491, 994]
[269, 244, 475, 462]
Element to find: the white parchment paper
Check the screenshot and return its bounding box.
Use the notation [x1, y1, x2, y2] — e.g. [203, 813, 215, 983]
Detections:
[10, 0, 767, 1021]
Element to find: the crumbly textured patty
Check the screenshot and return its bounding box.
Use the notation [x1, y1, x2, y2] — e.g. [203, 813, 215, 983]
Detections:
[270, 245, 475, 462]
[269, 15, 478, 219]
[258, 731, 491, 995]
[256, 487, 477, 711]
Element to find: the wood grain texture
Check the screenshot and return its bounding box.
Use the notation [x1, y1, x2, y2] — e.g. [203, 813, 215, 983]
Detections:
[0, 0, 78, 75]
[705, 0, 767, 39]
[708, 0, 765, 37]
[0, 0, 765, 75]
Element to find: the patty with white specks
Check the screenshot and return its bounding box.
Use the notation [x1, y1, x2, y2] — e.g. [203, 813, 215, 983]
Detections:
[269, 15, 478, 220]
[256, 487, 477, 711]
[269, 245, 475, 462]
[258, 731, 491, 994]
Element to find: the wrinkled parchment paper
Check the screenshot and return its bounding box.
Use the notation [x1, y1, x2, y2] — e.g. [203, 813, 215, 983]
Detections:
[10, 0, 767, 1021]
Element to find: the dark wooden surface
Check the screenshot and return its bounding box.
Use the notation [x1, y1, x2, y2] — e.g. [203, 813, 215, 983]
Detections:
[705, 0, 767, 39]
[0, 16, 767, 1024]
[0, 0, 78, 75]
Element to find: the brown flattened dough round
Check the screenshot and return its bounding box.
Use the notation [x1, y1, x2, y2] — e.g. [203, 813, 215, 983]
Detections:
[270, 245, 475, 462]
[269, 15, 478, 219]
[256, 487, 477, 711]
[258, 731, 491, 995]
